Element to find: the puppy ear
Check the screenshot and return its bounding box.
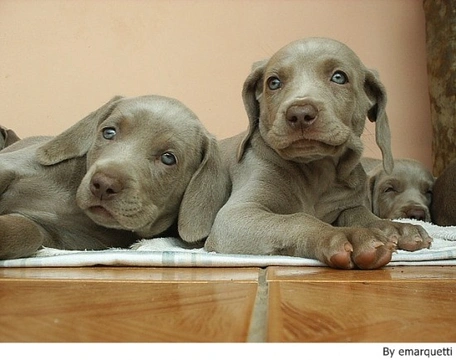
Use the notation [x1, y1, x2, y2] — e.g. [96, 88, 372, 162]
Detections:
[364, 70, 394, 174]
[36, 96, 123, 165]
[0, 126, 20, 148]
[178, 134, 229, 242]
[365, 172, 377, 212]
[238, 59, 268, 161]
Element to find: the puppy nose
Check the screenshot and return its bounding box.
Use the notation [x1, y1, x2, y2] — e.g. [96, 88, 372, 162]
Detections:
[405, 207, 426, 221]
[286, 104, 318, 127]
[90, 173, 123, 200]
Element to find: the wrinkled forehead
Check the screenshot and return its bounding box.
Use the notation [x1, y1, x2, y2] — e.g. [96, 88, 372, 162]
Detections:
[266, 38, 365, 75]
[107, 97, 199, 133]
[115, 96, 199, 126]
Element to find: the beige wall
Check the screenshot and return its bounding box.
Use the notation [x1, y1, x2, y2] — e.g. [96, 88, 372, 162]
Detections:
[1, 0, 433, 169]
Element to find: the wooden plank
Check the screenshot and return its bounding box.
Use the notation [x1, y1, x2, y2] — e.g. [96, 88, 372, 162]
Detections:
[0, 268, 260, 342]
[0, 280, 258, 342]
[267, 266, 456, 342]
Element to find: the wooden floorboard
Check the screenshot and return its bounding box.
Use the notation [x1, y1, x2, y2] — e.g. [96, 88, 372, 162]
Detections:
[1, 266, 455, 342]
[0, 268, 259, 342]
[267, 267, 456, 342]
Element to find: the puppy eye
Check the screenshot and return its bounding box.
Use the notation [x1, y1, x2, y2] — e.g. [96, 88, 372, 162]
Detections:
[383, 186, 396, 194]
[102, 127, 117, 140]
[160, 152, 177, 166]
[331, 71, 348, 84]
[267, 76, 282, 90]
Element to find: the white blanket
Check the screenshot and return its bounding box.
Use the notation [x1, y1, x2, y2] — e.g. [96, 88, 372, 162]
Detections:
[1, 219, 456, 268]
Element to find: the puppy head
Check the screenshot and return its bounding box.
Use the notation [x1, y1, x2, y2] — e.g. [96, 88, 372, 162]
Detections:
[37, 95, 228, 241]
[240, 37, 393, 174]
[368, 159, 434, 221]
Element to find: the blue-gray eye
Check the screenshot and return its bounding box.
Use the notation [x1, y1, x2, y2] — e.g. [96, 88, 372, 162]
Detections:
[161, 152, 177, 166]
[102, 127, 117, 140]
[267, 76, 282, 90]
[331, 71, 348, 84]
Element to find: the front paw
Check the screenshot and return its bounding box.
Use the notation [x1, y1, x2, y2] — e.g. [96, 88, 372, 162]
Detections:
[367, 220, 432, 251]
[320, 228, 397, 270]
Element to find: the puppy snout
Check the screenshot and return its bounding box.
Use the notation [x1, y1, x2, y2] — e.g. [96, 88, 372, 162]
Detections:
[286, 104, 318, 128]
[90, 173, 123, 200]
[405, 207, 426, 221]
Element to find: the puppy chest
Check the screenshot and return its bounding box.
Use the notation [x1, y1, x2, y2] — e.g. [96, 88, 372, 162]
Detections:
[302, 179, 364, 222]
[314, 189, 357, 221]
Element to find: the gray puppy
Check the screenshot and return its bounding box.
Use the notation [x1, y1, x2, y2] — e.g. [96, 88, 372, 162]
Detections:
[0, 95, 227, 259]
[205, 38, 431, 269]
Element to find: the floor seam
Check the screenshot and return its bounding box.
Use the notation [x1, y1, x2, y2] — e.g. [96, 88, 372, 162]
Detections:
[247, 268, 269, 342]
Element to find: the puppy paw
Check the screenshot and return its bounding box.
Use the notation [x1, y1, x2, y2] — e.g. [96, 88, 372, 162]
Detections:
[327, 240, 354, 270]
[396, 223, 432, 251]
[368, 220, 432, 251]
[322, 229, 395, 270]
[345, 228, 396, 269]
[351, 238, 395, 270]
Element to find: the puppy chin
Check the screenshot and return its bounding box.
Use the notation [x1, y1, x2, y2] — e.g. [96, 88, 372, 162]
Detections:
[273, 140, 344, 162]
[84, 205, 159, 233]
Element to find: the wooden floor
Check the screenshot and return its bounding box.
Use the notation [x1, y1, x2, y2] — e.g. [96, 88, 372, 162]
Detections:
[1, 266, 456, 342]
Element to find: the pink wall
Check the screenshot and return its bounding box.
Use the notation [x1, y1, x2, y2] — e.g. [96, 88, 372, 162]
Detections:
[0, 0, 433, 170]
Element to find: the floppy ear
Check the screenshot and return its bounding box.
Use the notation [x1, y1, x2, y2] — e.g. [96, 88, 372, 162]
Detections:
[364, 70, 394, 174]
[36, 96, 123, 166]
[238, 59, 268, 161]
[178, 134, 230, 243]
[365, 172, 378, 212]
[0, 126, 20, 149]
[336, 134, 365, 188]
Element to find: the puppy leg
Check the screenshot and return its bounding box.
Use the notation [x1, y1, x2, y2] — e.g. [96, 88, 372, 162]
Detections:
[0, 214, 46, 259]
[206, 203, 397, 269]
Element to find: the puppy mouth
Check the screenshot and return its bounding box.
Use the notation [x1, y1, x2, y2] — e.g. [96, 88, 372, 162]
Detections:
[88, 205, 114, 219]
[290, 138, 337, 149]
[84, 202, 156, 232]
[265, 113, 352, 150]
[276, 138, 344, 155]
[266, 128, 349, 151]
[77, 175, 155, 231]
[86, 205, 121, 227]
[274, 140, 343, 161]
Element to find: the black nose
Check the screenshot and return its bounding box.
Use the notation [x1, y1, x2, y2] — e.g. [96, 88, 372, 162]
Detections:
[286, 104, 318, 128]
[90, 173, 123, 200]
